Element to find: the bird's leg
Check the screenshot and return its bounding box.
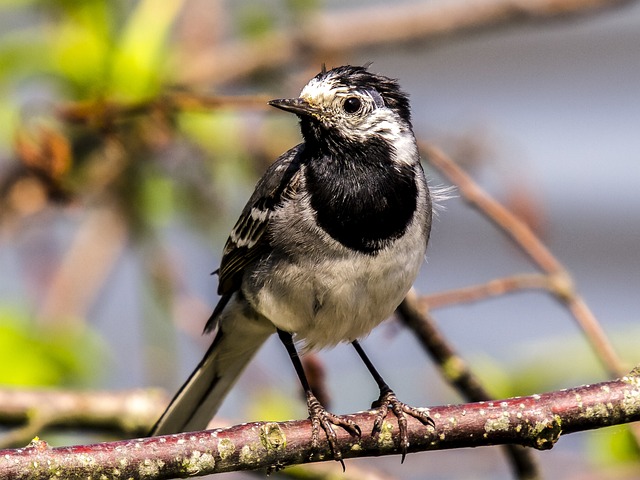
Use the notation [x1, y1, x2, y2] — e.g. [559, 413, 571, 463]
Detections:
[352, 340, 435, 463]
[277, 329, 361, 468]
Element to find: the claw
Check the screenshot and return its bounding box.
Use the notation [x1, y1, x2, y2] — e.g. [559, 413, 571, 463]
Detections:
[307, 391, 361, 468]
[372, 387, 435, 463]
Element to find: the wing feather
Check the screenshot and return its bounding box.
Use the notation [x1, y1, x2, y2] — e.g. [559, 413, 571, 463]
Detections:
[216, 144, 305, 296]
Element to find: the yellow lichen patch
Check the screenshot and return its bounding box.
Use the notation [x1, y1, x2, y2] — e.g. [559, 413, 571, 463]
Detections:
[530, 415, 562, 450]
[260, 423, 286, 452]
[622, 387, 640, 417]
[240, 443, 261, 466]
[138, 457, 165, 477]
[484, 412, 510, 434]
[584, 402, 610, 420]
[181, 450, 215, 475]
[218, 438, 236, 460]
[377, 421, 395, 450]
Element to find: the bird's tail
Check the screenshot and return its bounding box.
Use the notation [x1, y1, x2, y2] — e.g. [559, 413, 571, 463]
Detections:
[150, 303, 273, 436]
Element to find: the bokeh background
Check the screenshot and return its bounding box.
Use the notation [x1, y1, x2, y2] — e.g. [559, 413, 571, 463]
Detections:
[0, 1, 639, 479]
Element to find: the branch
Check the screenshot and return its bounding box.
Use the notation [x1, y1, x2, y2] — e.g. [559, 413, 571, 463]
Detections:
[177, 0, 638, 85]
[0, 388, 167, 449]
[1, 371, 639, 479]
[421, 273, 553, 310]
[399, 289, 540, 479]
[301, 0, 637, 52]
[422, 143, 626, 379]
[56, 93, 270, 128]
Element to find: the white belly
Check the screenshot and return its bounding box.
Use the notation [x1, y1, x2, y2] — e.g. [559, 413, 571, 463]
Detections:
[245, 219, 426, 351]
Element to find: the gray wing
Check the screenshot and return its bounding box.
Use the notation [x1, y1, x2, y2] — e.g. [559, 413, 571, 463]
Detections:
[213, 144, 305, 303]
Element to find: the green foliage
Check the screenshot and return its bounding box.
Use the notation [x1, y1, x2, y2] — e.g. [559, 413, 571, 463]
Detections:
[587, 424, 640, 465]
[246, 387, 305, 423]
[285, 0, 321, 17]
[0, 1, 182, 101]
[237, 3, 276, 39]
[138, 171, 176, 228]
[0, 307, 104, 387]
[107, 0, 185, 100]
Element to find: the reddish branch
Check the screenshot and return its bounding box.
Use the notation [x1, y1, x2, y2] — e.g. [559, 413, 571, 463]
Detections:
[399, 290, 540, 478]
[0, 388, 167, 449]
[302, 0, 636, 51]
[56, 93, 270, 128]
[422, 273, 553, 310]
[422, 143, 626, 379]
[1, 371, 638, 479]
[177, 0, 638, 85]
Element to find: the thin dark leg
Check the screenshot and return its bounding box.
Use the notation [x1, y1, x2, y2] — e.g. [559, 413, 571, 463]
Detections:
[352, 339, 389, 391]
[277, 329, 360, 468]
[277, 329, 312, 391]
[352, 339, 435, 463]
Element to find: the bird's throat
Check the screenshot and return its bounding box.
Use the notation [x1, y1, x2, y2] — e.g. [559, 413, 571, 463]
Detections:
[304, 138, 417, 254]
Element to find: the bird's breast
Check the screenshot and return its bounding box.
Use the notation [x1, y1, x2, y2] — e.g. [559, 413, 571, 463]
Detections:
[243, 182, 429, 350]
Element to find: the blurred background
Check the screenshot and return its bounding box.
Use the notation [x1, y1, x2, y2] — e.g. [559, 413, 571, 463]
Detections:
[0, 0, 639, 478]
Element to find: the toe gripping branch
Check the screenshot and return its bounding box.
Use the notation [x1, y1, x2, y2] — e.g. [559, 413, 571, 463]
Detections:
[353, 340, 435, 463]
[277, 330, 434, 468]
[277, 330, 362, 469]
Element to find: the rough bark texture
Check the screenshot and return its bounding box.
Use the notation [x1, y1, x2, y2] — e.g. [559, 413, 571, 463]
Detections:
[1, 370, 638, 479]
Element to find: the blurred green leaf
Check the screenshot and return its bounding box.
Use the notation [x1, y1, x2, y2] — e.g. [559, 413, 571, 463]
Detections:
[179, 110, 244, 155]
[0, 31, 53, 81]
[237, 4, 275, 39]
[50, 2, 113, 96]
[0, 307, 104, 387]
[108, 0, 184, 100]
[246, 387, 303, 422]
[139, 172, 176, 227]
[587, 424, 640, 465]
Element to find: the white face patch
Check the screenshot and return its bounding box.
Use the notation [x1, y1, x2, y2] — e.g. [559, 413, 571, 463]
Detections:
[297, 72, 410, 146]
[300, 76, 346, 107]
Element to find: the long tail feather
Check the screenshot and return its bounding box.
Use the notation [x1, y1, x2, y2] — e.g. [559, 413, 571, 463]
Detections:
[150, 301, 273, 436]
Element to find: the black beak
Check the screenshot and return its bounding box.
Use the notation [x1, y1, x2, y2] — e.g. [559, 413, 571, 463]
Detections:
[268, 98, 316, 117]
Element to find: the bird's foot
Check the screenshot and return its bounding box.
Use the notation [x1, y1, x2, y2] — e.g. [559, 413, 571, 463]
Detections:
[306, 391, 361, 470]
[371, 387, 435, 463]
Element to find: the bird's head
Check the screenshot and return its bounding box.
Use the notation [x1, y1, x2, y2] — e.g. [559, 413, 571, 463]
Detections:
[269, 65, 413, 147]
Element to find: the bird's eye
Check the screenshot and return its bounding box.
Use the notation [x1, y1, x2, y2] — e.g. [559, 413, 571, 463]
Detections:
[343, 96, 362, 114]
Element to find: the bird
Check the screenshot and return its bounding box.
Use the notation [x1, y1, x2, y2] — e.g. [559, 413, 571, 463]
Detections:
[150, 64, 434, 465]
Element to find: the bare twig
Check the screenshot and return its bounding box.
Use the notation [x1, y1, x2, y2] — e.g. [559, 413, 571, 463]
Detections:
[422, 273, 552, 310]
[1, 371, 638, 479]
[400, 290, 494, 402]
[422, 143, 626, 379]
[0, 388, 167, 449]
[57, 93, 270, 128]
[301, 0, 637, 52]
[399, 289, 540, 479]
[177, 0, 638, 85]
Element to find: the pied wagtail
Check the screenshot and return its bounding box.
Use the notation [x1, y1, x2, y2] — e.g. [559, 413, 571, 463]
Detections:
[150, 65, 434, 464]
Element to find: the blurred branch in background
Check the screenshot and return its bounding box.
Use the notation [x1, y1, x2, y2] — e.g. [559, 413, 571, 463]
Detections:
[399, 290, 540, 479]
[178, 0, 639, 85]
[0, 388, 167, 449]
[422, 143, 627, 379]
[57, 93, 270, 127]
